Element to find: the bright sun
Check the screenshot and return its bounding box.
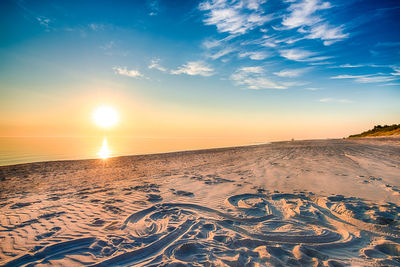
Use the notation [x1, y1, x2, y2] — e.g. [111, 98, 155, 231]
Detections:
[93, 106, 119, 128]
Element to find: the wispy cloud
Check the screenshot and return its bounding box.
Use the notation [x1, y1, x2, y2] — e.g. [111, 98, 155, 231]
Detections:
[282, 0, 348, 45]
[279, 48, 330, 62]
[100, 41, 115, 50]
[89, 23, 105, 31]
[329, 63, 393, 69]
[113, 66, 144, 78]
[14, 1, 55, 31]
[148, 58, 167, 72]
[306, 23, 348, 45]
[259, 35, 282, 47]
[208, 47, 235, 60]
[239, 66, 264, 73]
[238, 51, 268, 60]
[319, 98, 353, 103]
[391, 66, 400, 76]
[281, 81, 309, 87]
[282, 0, 331, 29]
[199, 0, 272, 35]
[246, 0, 268, 10]
[337, 64, 363, 68]
[147, 0, 160, 16]
[331, 74, 396, 83]
[382, 83, 400, 86]
[308, 61, 334, 66]
[171, 61, 214, 76]
[273, 68, 309, 77]
[279, 48, 316, 61]
[37, 16, 51, 28]
[230, 66, 287, 89]
[203, 39, 222, 49]
[99, 41, 129, 57]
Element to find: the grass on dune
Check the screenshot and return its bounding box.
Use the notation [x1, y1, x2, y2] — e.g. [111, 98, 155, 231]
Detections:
[349, 124, 400, 138]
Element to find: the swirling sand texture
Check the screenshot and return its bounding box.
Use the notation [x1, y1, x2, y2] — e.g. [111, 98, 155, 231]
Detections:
[0, 137, 400, 266]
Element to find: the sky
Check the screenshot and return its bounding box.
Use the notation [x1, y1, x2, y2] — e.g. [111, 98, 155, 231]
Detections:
[0, 0, 399, 142]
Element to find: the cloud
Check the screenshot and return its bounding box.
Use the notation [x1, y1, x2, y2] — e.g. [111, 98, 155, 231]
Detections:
[281, 81, 309, 87]
[148, 58, 167, 72]
[89, 23, 105, 31]
[308, 61, 334, 65]
[306, 23, 348, 45]
[100, 41, 115, 50]
[273, 68, 309, 77]
[37, 16, 51, 28]
[282, 0, 331, 29]
[203, 39, 221, 49]
[209, 47, 235, 60]
[262, 38, 278, 47]
[230, 66, 287, 89]
[282, 36, 305, 44]
[279, 49, 332, 62]
[239, 66, 264, 73]
[171, 61, 214, 76]
[246, 0, 267, 10]
[337, 64, 363, 68]
[241, 35, 281, 48]
[279, 48, 315, 61]
[319, 98, 353, 103]
[382, 83, 400, 86]
[238, 51, 268, 60]
[328, 63, 393, 69]
[282, 0, 348, 45]
[113, 66, 144, 78]
[307, 56, 332, 61]
[147, 0, 160, 16]
[14, 2, 56, 32]
[199, 0, 272, 35]
[391, 66, 400, 76]
[330, 74, 396, 83]
[330, 75, 358, 79]
[242, 77, 287, 89]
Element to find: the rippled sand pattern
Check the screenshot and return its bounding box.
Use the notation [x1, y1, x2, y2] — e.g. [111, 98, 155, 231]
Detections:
[0, 137, 400, 266]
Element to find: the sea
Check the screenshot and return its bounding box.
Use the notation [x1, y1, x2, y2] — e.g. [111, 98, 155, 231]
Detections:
[0, 136, 269, 166]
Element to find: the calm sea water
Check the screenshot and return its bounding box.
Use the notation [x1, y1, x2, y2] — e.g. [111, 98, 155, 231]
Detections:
[0, 137, 267, 166]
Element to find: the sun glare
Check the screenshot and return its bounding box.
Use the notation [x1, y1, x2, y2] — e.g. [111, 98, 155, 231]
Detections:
[93, 106, 118, 128]
[98, 137, 111, 159]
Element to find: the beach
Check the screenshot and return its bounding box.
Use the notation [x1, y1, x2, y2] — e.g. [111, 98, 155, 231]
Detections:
[0, 136, 400, 266]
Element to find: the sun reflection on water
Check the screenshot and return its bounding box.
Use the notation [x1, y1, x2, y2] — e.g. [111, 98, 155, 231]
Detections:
[98, 137, 111, 159]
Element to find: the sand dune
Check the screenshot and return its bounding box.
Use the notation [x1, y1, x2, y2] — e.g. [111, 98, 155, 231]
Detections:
[0, 137, 400, 266]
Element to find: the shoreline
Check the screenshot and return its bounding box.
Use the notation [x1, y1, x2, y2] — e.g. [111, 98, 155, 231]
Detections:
[0, 137, 340, 168]
[2, 134, 398, 168]
[2, 135, 399, 169]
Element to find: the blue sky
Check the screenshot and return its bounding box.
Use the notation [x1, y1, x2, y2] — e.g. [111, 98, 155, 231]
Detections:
[0, 0, 399, 140]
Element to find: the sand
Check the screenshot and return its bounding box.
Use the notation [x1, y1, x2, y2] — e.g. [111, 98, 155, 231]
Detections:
[0, 136, 400, 266]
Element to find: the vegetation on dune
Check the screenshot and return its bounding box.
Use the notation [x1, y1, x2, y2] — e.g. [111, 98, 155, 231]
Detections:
[349, 124, 400, 138]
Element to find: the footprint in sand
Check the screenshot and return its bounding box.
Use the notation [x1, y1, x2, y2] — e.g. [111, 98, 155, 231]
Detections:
[363, 241, 400, 265]
[3, 192, 400, 266]
[102, 204, 123, 214]
[170, 189, 194, 197]
[147, 194, 163, 202]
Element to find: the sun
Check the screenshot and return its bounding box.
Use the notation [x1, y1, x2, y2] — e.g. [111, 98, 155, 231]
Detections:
[93, 106, 119, 128]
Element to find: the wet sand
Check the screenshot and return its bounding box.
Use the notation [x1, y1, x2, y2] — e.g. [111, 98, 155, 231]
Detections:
[0, 137, 400, 266]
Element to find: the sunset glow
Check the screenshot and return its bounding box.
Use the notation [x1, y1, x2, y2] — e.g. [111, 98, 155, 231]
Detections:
[0, 0, 399, 146]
